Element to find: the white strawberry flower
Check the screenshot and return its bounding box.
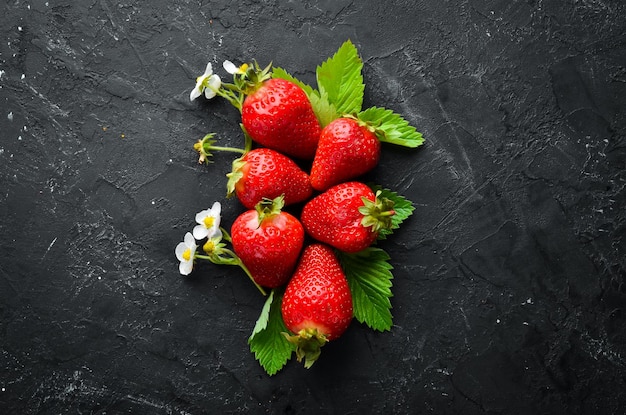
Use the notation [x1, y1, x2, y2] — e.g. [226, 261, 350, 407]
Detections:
[175, 232, 197, 275]
[190, 62, 222, 101]
[223, 60, 248, 75]
[193, 201, 222, 240]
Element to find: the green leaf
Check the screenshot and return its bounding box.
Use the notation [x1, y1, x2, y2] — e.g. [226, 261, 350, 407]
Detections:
[272, 67, 315, 96]
[369, 186, 415, 240]
[338, 247, 394, 332]
[358, 106, 424, 148]
[273, 66, 338, 127]
[316, 39, 364, 116]
[307, 90, 339, 127]
[248, 289, 295, 375]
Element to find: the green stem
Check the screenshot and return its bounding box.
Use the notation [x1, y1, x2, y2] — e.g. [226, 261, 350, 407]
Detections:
[220, 227, 232, 243]
[195, 250, 267, 296]
[206, 145, 245, 154]
[236, 258, 268, 296]
[216, 83, 244, 112]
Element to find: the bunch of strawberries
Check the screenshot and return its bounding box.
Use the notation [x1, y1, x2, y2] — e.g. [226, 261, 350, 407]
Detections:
[177, 40, 423, 373]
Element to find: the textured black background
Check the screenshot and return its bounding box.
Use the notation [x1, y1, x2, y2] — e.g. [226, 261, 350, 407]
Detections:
[1, 1, 625, 414]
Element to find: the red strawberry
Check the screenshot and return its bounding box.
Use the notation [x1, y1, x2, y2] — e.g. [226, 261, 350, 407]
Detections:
[281, 243, 353, 368]
[300, 181, 395, 253]
[226, 148, 313, 210]
[242, 78, 321, 159]
[310, 117, 380, 191]
[231, 196, 304, 288]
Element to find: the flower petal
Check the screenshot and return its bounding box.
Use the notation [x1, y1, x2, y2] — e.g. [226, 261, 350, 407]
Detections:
[175, 241, 188, 261]
[195, 209, 209, 225]
[210, 201, 222, 215]
[212, 227, 223, 240]
[223, 60, 238, 74]
[179, 260, 193, 275]
[190, 85, 202, 101]
[202, 62, 213, 77]
[204, 75, 221, 99]
[184, 232, 196, 247]
[192, 224, 209, 240]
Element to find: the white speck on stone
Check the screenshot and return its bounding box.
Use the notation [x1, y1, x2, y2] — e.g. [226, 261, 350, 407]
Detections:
[21, 74, 25, 79]
[496, 319, 501, 324]
[7, 112, 13, 121]
[18, 26, 23, 31]
[17, 135, 22, 141]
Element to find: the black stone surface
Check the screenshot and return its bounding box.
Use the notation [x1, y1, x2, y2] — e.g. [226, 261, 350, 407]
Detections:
[1, 1, 625, 414]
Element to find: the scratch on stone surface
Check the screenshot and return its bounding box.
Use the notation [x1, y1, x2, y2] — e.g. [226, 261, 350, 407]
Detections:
[42, 237, 57, 260]
[99, 0, 155, 88]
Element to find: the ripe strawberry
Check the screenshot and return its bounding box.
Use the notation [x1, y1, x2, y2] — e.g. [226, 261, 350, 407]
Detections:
[281, 243, 353, 368]
[300, 181, 395, 253]
[310, 117, 381, 191]
[242, 78, 321, 159]
[226, 148, 313, 209]
[231, 196, 304, 288]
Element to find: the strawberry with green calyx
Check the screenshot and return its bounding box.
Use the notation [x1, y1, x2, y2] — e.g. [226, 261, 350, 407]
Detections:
[231, 196, 305, 288]
[310, 116, 381, 191]
[193, 133, 313, 209]
[281, 243, 353, 368]
[241, 75, 322, 159]
[226, 148, 313, 210]
[206, 59, 322, 159]
[300, 181, 395, 253]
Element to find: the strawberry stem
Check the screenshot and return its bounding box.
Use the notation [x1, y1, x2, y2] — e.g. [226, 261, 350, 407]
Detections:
[194, 227, 267, 296]
[282, 328, 328, 369]
[195, 250, 267, 296]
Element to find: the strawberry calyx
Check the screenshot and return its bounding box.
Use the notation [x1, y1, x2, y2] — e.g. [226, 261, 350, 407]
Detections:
[216, 61, 273, 111]
[343, 113, 377, 134]
[282, 327, 328, 369]
[235, 60, 273, 96]
[226, 158, 246, 197]
[358, 190, 396, 232]
[255, 195, 285, 227]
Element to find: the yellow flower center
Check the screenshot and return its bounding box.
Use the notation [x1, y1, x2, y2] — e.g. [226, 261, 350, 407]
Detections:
[203, 240, 215, 254]
[182, 248, 192, 261]
[239, 63, 249, 73]
[203, 216, 215, 228]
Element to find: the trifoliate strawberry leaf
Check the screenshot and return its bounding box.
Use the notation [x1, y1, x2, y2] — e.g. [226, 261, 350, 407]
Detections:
[358, 106, 424, 148]
[316, 39, 364, 116]
[368, 185, 415, 240]
[273, 66, 338, 127]
[338, 247, 394, 332]
[248, 289, 295, 375]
